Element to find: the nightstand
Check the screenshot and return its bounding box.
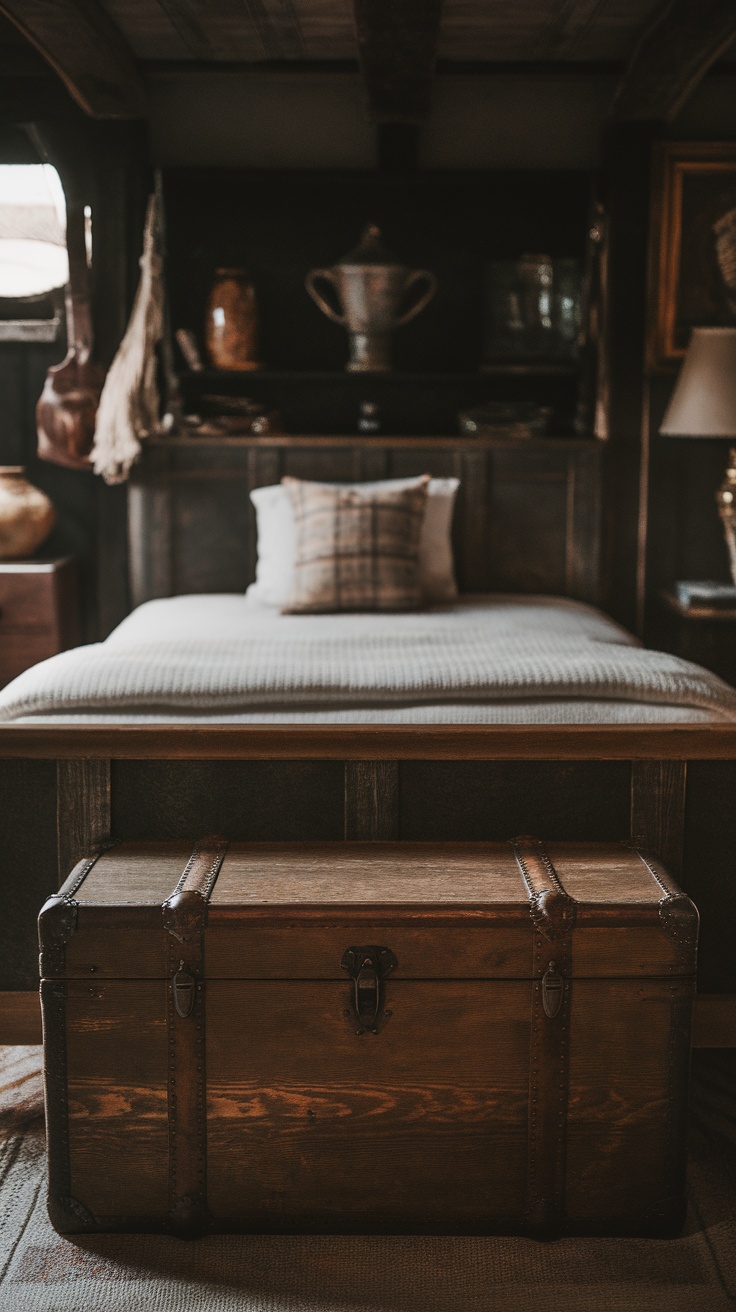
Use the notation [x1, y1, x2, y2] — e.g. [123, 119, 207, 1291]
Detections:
[0, 558, 80, 688]
[655, 587, 736, 688]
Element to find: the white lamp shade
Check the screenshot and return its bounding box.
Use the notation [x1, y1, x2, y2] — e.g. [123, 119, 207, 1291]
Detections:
[660, 327, 736, 437]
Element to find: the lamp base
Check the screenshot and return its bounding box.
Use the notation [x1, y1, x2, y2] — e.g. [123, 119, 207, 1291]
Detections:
[716, 446, 736, 587]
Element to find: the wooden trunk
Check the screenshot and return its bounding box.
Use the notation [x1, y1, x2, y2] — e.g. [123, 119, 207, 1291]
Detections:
[39, 837, 697, 1237]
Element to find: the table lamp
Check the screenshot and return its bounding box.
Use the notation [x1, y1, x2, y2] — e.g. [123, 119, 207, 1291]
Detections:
[659, 326, 736, 586]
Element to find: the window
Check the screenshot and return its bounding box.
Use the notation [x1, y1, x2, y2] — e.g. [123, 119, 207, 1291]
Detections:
[0, 163, 68, 342]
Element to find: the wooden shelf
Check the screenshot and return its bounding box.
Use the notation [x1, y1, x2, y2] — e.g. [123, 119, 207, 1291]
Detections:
[151, 432, 597, 449]
[176, 365, 582, 440]
[182, 366, 579, 386]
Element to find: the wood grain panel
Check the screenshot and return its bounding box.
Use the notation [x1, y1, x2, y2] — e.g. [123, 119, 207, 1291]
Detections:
[683, 760, 736, 993]
[567, 445, 601, 603]
[399, 760, 631, 841]
[210, 842, 524, 904]
[0, 990, 42, 1043]
[566, 978, 691, 1223]
[205, 922, 533, 980]
[207, 976, 528, 1226]
[110, 759, 345, 840]
[129, 437, 602, 604]
[455, 447, 489, 592]
[66, 980, 168, 1217]
[128, 476, 173, 606]
[344, 761, 400, 839]
[630, 759, 687, 876]
[207, 980, 530, 1082]
[4, 723, 736, 760]
[8, 987, 731, 1047]
[57, 757, 111, 884]
[0, 758, 57, 990]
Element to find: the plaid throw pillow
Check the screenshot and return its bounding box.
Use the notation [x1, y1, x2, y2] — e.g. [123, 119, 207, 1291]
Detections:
[282, 475, 431, 613]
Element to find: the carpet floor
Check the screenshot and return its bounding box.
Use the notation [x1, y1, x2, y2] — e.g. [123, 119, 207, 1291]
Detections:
[1, 1045, 735, 1311]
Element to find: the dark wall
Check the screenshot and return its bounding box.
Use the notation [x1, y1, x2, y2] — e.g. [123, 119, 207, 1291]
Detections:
[2, 66, 736, 640]
[0, 334, 101, 640]
[0, 111, 149, 639]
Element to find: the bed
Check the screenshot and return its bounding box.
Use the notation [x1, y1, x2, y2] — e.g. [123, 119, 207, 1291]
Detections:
[1, 592, 735, 725]
[1, 433, 736, 1049]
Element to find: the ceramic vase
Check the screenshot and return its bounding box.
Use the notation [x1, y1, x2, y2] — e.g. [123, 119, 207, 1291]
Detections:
[205, 268, 262, 371]
[0, 467, 56, 559]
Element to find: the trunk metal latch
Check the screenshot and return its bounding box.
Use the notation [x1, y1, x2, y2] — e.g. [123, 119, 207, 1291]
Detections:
[341, 945, 397, 1034]
[542, 960, 564, 1018]
[172, 961, 196, 1018]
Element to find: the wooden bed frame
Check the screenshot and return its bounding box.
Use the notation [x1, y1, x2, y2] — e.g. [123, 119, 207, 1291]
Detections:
[1, 434, 736, 1046]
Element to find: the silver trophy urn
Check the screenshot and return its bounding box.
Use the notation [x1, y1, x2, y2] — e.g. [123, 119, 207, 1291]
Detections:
[305, 225, 437, 372]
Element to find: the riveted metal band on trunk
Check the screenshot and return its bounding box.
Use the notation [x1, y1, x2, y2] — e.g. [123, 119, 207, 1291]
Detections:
[162, 834, 228, 1238]
[39, 844, 115, 1234]
[38, 845, 114, 979]
[512, 836, 577, 1235]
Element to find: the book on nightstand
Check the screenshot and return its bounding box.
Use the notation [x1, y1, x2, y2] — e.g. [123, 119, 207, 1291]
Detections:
[674, 580, 736, 611]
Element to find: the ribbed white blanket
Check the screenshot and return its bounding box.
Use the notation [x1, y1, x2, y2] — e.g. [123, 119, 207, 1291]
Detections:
[1, 594, 735, 725]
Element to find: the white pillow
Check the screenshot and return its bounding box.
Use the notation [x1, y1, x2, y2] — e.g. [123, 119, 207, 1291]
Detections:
[247, 476, 459, 607]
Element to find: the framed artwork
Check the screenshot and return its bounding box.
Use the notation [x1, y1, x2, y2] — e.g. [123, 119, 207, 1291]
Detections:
[649, 141, 736, 370]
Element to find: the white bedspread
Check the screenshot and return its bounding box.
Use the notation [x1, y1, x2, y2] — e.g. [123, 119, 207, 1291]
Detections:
[1, 593, 735, 725]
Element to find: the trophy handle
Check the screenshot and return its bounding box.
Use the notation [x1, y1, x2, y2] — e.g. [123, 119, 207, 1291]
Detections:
[394, 269, 438, 327]
[305, 269, 347, 326]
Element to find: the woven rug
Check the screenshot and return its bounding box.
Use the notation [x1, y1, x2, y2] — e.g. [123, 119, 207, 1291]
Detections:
[1, 1046, 735, 1312]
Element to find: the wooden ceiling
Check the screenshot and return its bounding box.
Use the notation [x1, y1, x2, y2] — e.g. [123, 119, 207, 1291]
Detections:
[0, 0, 735, 125]
[96, 0, 664, 65]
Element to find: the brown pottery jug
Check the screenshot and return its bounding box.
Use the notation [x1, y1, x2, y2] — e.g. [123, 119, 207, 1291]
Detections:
[0, 467, 56, 559]
[205, 268, 262, 371]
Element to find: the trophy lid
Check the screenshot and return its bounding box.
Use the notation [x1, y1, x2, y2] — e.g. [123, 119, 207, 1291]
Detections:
[336, 225, 403, 267]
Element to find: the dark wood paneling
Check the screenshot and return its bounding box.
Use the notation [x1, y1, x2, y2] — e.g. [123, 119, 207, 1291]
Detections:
[5, 723, 736, 760]
[129, 437, 602, 605]
[630, 759, 686, 877]
[110, 760, 345, 841]
[398, 761, 631, 841]
[344, 761, 400, 839]
[683, 760, 736, 993]
[0, 758, 56, 989]
[600, 124, 654, 633]
[57, 757, 111, 882]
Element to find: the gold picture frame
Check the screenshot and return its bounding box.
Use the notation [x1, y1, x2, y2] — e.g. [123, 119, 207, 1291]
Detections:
[649, 141, 736, 371]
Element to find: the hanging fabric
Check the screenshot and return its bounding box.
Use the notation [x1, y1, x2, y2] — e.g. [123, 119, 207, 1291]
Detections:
[90, 192, 164, 485]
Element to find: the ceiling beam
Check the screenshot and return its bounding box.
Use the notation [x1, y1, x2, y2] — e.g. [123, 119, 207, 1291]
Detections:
[610, 0, 736, 122]
[352, 0, 443, 123]
[0, 0, 146, 119]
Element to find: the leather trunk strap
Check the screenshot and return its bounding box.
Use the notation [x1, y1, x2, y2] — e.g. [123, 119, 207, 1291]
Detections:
[162, 834, 228, 1237]
[512, 836, 577, 1234]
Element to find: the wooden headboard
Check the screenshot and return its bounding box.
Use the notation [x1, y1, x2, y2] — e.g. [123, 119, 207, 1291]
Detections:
[128, 435, 602, 608]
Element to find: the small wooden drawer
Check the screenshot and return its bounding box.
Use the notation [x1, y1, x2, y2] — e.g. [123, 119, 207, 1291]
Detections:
[0, 558, 79, 686]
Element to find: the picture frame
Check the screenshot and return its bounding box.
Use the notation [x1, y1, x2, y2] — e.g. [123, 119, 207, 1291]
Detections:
[649, 141, 736, 370]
